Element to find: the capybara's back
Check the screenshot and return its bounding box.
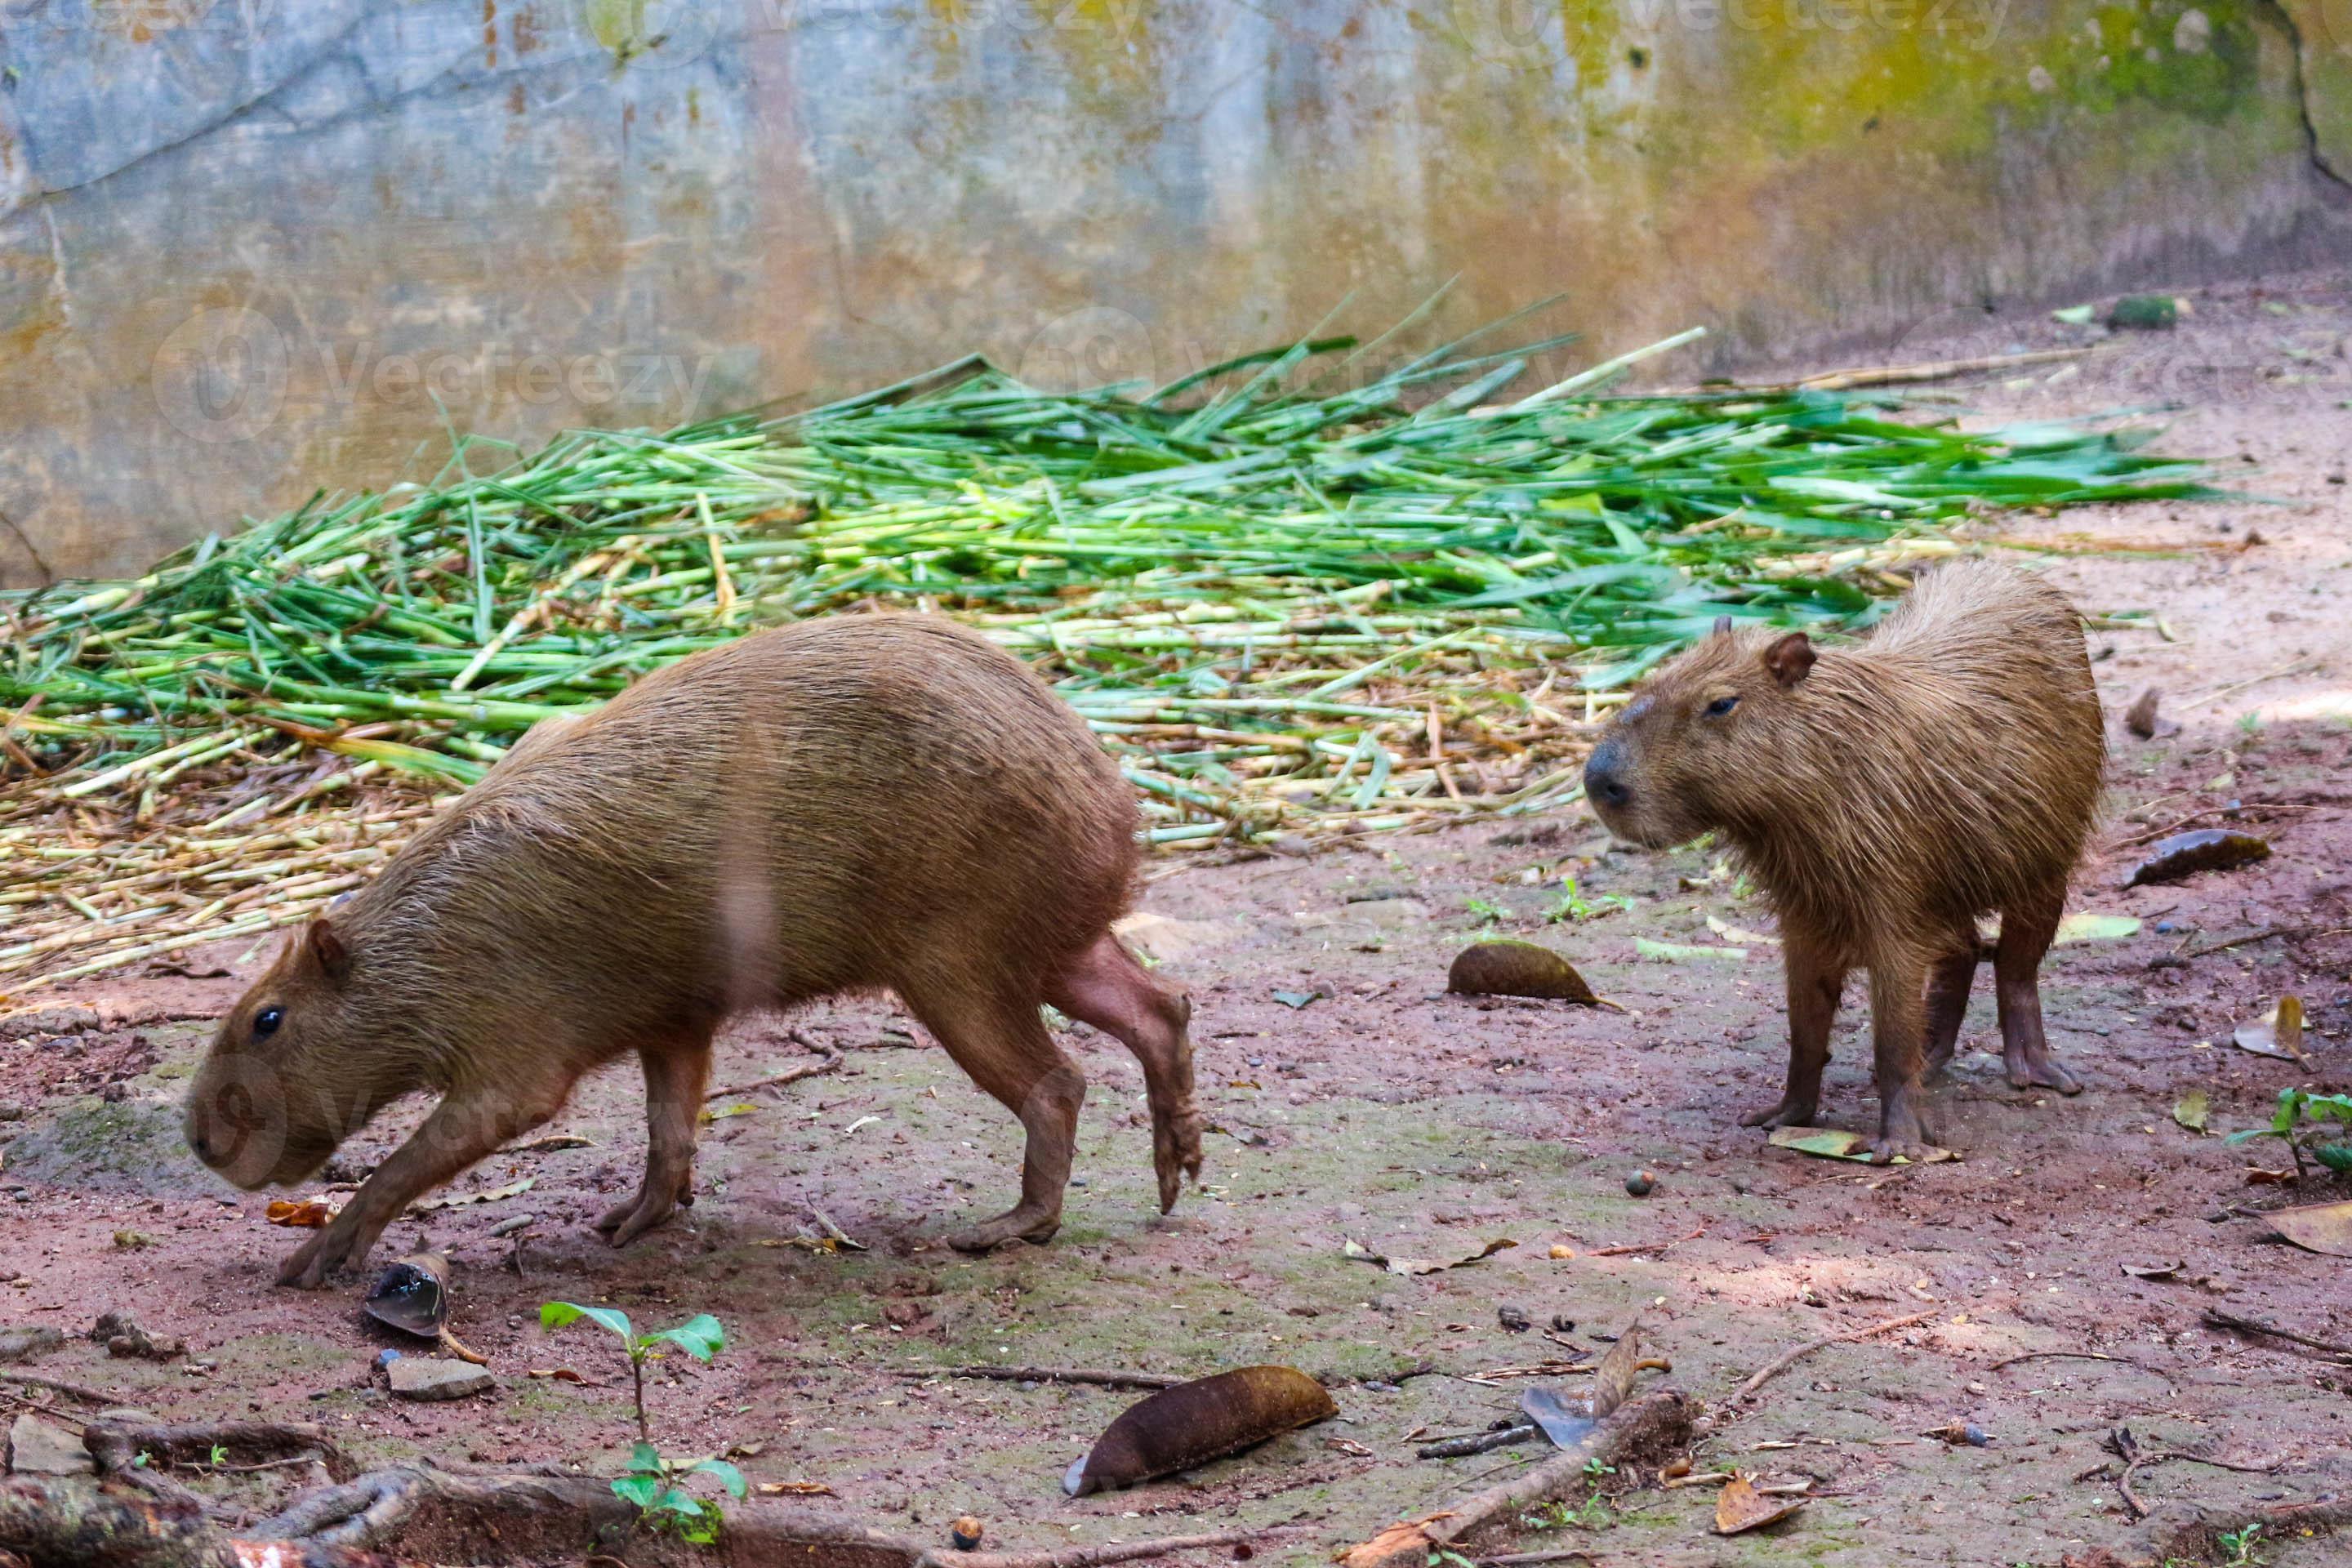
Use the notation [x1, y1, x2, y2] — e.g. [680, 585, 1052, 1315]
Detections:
[187, 614, 1203, 1286]
[407, 613, 1143, 1031]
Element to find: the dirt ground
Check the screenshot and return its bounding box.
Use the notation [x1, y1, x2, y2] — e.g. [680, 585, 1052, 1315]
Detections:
[4, 270, 2351, 1568]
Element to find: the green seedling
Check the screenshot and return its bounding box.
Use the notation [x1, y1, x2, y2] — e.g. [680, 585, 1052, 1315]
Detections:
[541, 1302, 745, 1544]
[2226, 1089, 2352, 1183]
[2218, 1522, 2265, 1566]
[1546, 875, 1633, 923]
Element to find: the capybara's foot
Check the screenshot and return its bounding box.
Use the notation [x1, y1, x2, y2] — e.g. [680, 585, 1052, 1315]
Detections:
[1867, 1093, 1940, 1165]
[1152, 1098, 1206, 1214]
[947, 1204, 1062, 1253]
[595, 1187, 688, 1248]
[276, 1221, 369, 1290]
[2004, 1048, 2082, 1096]
[1740, 1094, 1820, 1131]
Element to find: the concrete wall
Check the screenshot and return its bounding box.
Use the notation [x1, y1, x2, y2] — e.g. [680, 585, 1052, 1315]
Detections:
[2, 0, 2345, 584]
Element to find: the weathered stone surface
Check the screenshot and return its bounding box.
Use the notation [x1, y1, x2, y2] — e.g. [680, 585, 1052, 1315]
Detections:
[0, 2, 2345, 584]
[386, 1356, 492, 1402]
[6, 1414, 94, 1475]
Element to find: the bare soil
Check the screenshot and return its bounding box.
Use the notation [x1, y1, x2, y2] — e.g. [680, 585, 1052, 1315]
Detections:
[4, 270, 2350, 1568]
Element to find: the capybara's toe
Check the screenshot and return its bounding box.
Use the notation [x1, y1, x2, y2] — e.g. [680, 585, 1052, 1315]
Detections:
[948, 1206, 1061, 1253]
[2007, 1056, 2082, 1096]
[1739, 1097, 1815, 1130]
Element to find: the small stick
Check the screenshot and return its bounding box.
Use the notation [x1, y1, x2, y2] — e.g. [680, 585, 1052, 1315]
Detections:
[1587, 1227, 1704, 1257]
[2204, 1307, 2352, 1360]
[0, 1370, 118, 1405]
[1476, 1552, 1599, 1566]
[956, 1527, 1284, 1568]
[1987, 1349, 2171, 1377]
[706, 1049, 841, 1099]
[1419, 1423, 1539, 1459]
[1731, 1309, 1939, 1401]
[896, 1365, 1187, 1391]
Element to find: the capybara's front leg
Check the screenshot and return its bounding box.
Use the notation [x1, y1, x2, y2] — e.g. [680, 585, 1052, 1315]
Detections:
[912, 985, 1085, 1251]
[1046, 933, 1204, 1213]
[278, 1079, 567, 1288]
[1866, 957, 1940, 1165]
[1994, 883, 2082, 1095]
[597, 1032, 715, 1247]
[1742, 929, 1842, 1131]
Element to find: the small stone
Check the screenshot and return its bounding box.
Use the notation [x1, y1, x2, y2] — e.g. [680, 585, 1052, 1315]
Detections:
[386, 1356, 492, 1402]
[1497, 1305, 1531, 1333]
[950, 1516, 985, 1551]
[1624, 1169, 1657, 1197]
[0, 1102, 25, 1123]
[6, 1413, 94, 1475]
[0, 1005, 99, 1042]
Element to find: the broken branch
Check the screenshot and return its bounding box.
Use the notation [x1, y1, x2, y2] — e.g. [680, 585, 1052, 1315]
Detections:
[1731, 1310, 1938, 1401]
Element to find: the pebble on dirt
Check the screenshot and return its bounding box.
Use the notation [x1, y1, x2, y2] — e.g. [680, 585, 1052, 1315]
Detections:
[386, 1356, 494, 1401]
[1625, 1169, 1657, 1196]
[949, 1516, 985, 1550]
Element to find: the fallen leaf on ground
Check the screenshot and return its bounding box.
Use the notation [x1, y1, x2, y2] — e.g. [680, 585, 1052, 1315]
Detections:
[700, 1102, 760, 1123]
[2234, 997, 2305, 1061]
[527, 1367, 594, 1384]
[2123, 830, 2270, 888]
[2245, 1167, 2297, 1186]
[1270, 989, 1321, 1009]
[2120, 1261, 2182, 1281]
[1766, 1125, 1956, 1164]
[1715, 1472, 1807, 1535]
[265, 1199, 336, 1228]
[1636, 937, 1746, 963]
[757, 1480, 836, 1497]
[2269, 1200, 2352, 1258]
[2056, 912, 2142, 944]
[2173, 1091, 2210, 1134]
[1446, 940, 1601, 1004]
[409, 1176, 534, 1213]
[1343, 1236, 1517, 1276]
[1706, 915, 1780, 946]
[504, 1134, 592, 1152]
[1064, 1364, 1336, 1495]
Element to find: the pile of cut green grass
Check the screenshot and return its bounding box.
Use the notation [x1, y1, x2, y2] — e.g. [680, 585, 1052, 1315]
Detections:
[0, 327, 2203, 990]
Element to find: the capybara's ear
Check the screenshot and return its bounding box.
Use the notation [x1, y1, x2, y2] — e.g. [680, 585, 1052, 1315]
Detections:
[305, 919, 351, 983]
[1763, 631, 1816, 688]
[1713, 614, 1734, 636]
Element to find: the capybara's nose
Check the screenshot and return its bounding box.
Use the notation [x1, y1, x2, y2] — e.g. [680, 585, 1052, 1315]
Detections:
[1584, 741, 1632, 810]
[185, 1104, 225, 1169]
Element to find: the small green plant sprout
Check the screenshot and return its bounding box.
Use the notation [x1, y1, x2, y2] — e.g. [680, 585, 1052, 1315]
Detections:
[2217, 1521, 2265, 1566]
[614, 1441, 747, 1546]
[541, 1303, 742, 1541]
[1464, 896, 1510, 924]
[2226, 1089, 2352, 1183]
[1547, 875, 1633, 923]
[541, 1302, 725, 1441]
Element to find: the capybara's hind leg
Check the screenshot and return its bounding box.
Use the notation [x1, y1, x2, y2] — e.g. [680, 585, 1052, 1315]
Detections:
[597, 1031, 715, 1247]
[1045, 933, 1203, 1213]
[911, 985, 1085, 1252]
[1922, 928, 1980, 1077]
[1995, 882, 2082, 1095]
[1742, 926, 1842, 1131]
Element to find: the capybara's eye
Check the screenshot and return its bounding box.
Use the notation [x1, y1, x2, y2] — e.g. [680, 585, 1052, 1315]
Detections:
[252, 1006, 284, 1040]
[1705, 695, 1740, 717]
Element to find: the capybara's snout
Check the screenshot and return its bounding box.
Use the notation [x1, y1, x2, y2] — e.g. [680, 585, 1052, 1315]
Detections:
[1583, 737, 1633, 817]
[182, 1054, 310, 1190]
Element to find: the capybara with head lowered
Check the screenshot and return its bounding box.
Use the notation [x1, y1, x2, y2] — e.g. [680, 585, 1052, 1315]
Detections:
[1581, 560, 2103, 1162]
[184, 614, 1205, 1286]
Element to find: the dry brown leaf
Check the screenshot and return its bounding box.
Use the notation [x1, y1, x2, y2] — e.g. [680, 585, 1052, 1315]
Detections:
[408, 1176, 535, 1213]
[1715, 1472, 1808, 1535]
[2270, 1199, 2352, 1258]
[2234, 996, 2305, 1061]
[757, 1480, 835, 1497]
[1592, 1324, 1642, 1419]
[265, 1199, 334, 1228]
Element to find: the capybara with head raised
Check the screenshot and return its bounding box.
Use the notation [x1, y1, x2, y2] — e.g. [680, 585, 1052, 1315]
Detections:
[1581, 560, 2103, 1161]
[185, 614, 1205, 1286]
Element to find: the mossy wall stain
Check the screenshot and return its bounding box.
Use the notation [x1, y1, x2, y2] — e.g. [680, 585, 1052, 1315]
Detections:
[0, 0, 2341, 581]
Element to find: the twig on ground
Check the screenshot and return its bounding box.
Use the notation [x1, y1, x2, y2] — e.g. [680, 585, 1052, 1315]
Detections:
[955, 1530, 1282, 1568]
[2105, 1428, 2291, 1521]
[1474, 1552, 1599, 1566]
[1418, 1423, 1539, 1459]
[706, 1049, 843, 1099]
[1731, 1310, 1939, 1401]
[894, 1365, 1186, 1391]
[1988, 1349, 2172, 1378]
[1586, 1227, 1704, 1257]
[1338, 1390, 1693, 1568]
[2203, 1308, 2352, 1360]
[0, 1371, 118, 1406]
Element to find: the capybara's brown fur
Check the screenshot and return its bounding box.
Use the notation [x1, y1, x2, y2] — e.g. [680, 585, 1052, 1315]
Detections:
[1582, 560, 2104, 1160]
[185, 614, 1205, 1286]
